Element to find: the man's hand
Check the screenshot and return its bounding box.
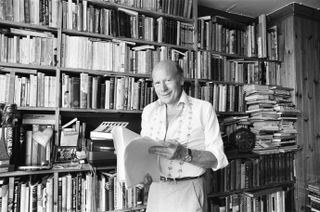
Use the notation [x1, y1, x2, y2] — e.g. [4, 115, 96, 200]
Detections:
[148, 139, 188, 160]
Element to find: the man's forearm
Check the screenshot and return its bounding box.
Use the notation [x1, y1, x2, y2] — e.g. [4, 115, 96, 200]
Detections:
[188, 149, 218, 169]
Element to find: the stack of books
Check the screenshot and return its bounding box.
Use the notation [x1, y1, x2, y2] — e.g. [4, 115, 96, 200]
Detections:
[244, 85, 300, 153]
[271, 86, 300, 151]
[244, 84, 279, 152]
[308, 182, 320, 212]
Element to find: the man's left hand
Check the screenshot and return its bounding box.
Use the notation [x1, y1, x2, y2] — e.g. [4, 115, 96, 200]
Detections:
[148, 139, 188, 160]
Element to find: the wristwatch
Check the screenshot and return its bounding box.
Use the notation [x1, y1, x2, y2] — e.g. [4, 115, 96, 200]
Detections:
[183, 148, 193, 162]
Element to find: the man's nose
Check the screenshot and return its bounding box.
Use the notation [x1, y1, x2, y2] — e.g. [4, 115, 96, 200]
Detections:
[159, 81, 168, 91]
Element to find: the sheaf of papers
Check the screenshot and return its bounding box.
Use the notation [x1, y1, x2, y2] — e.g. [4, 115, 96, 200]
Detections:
[111, 127, 160, 188]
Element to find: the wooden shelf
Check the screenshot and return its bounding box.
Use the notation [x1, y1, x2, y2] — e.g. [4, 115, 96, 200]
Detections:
[59, 67, 151, 78]
[86, 0, 194, 22]
[18, 107, 56, 111]
[217, 111, 247, 116]
[99, 205, 146, 212]
[59, 108, 143, 114]
[0, 62, 57, 72]
[62, 29, 195, 51]
[0, 164, 115, 177]
[0, 20, 58, 32]
[208, 181, 295, 198]
[197, 79, 246, 85]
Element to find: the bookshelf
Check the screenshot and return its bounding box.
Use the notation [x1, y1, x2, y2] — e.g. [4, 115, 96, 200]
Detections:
[0, 0, 302, 212]
[197, 5, 300, 212]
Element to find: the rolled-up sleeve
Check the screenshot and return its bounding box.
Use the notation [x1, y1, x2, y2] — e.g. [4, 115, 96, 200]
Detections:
[202, 103, 229, 171]
[140, 106, 149, 137]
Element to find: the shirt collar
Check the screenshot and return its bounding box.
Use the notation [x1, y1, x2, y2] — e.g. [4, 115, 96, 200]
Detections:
[156, 90, 190, 107]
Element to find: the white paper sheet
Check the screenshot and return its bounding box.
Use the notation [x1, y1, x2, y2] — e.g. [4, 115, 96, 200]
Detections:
[111, 127, 161, 188]
[124, 137, 160, 188]
[111, 127, 160, 188]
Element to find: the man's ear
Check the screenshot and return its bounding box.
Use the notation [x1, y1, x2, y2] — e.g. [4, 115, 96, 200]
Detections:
[180, 78, 184, 86]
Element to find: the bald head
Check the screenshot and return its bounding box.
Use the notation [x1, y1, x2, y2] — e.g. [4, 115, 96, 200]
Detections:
[152, 60, 183, 79]
[152, 60, 184, 107]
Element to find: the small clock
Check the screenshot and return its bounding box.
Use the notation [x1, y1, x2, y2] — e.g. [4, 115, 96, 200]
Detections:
[229, 128, 256, 153]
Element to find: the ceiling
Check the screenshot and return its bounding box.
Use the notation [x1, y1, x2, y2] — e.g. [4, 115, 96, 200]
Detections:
[198, 0, 320, 17]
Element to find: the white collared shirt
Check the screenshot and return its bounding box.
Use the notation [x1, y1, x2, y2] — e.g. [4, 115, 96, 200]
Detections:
[141, 91, 229, 178]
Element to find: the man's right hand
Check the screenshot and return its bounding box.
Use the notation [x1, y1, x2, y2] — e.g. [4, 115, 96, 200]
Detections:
[143, 173, 153, 187]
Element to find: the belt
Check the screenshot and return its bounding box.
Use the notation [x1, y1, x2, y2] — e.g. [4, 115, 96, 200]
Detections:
[160, 174, 204, 182]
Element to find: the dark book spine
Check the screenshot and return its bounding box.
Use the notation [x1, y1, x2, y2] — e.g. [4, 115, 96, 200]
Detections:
[39, 0, 44, 24]
[93, 7, 100, 33]
[72, 175, 76, 211]
[31, 184, 37, 212]
[58, 178, 62, 212]
[44, 0, 49, 25]
[4, 0, 13, 21]
[62, 1, 68, 29]
[100, 82, 105, 109]
[107, 176, 114, 210]
[24, 0, 30, 23]
[118, 11, 126, 37]
[14, 182, 20, 212]
[109, 77, 115, 109]
[76, 173, 82, 212]
[87, 75, 92, 109]
[88, 5, 94, 33]
[139, 79, 145, 110]
[138, 15, 144, 40]
[72, 77, 80, 108]
[111, 9, 118, 37]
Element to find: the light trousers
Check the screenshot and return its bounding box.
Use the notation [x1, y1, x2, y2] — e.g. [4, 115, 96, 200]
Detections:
[146, 177, 207, 212]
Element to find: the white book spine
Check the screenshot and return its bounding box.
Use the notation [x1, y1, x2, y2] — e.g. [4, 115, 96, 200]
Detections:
[20, 183, 27, 212]
[62, 176, 67, 212]
[46, 177, 53, 212]
[66, 174, 72, 212]
[105, 80, 110, 110]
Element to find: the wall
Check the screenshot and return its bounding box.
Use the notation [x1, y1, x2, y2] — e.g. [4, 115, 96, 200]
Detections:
[269, 3, 320, 211]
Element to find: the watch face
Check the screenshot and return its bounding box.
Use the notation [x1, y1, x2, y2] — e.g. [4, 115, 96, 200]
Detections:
[184, 155, 192, 162]
[183, 149, 192, 162]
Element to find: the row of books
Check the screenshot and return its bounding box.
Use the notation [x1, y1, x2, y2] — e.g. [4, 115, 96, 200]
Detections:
[0, 0, 59, 27]
[20, 124, 53, 166]
[2, 70, 198, 111]
[196, 52, 281, 85]
[0, 176, 54, 212]
[114, 0, 193, 18]
[198, 83, 245, 112]
[18, 114, 56, 167]
[61, 36, 194, 74]
[210, 187, 287, 212]
[307, 182, 320, 212]
[211, 152, 295, 193]
[197, 15, 256, 57]
[13, 73, 56, 108]
[68, 0, 192, 19]
[61, 73, 155, 111]
[0, 171, 145, 212]
[0, 28, 57, 66]
[96, 172, 145, 211]
[197, 14, 278, 61]
[62, 1, 194, 46]
[60, 171, 146, 211]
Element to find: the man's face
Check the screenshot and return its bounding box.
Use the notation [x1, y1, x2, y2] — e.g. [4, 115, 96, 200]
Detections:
[152, 66, 183, 106]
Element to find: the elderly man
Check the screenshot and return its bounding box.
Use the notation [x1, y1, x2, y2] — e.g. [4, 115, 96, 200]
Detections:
[141, 60, 228, 212]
